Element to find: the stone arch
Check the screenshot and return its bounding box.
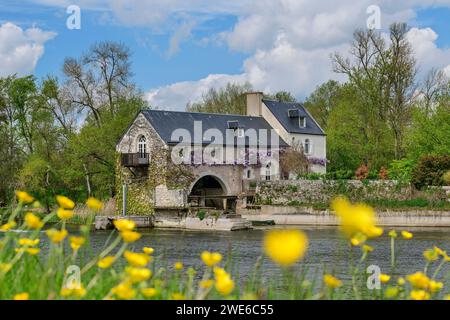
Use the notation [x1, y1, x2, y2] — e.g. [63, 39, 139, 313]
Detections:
[188, 173, 230, 209]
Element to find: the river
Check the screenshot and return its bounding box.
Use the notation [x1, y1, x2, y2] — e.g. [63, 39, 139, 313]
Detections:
[86, 225, 450, 283]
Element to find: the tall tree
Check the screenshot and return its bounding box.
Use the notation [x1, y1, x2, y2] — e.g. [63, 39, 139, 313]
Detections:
[304, 80, 341, 129]
[333, 23, 416, 159]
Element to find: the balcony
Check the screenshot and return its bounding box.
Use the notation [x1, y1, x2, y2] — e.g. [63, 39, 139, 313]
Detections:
[121, 153, 150, 167]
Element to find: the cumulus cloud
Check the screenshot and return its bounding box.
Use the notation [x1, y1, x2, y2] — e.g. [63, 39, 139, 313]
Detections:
[27, 0, 450, 110]
[146, 73, 247, 110]
[407, 27, 450, 77]
[0, 22, 56, 77]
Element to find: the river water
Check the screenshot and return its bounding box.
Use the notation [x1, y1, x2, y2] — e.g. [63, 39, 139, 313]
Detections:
[87, 226, 450, 283]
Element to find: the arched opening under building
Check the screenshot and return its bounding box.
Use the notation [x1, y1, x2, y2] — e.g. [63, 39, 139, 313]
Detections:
[189, 175, 229, 210]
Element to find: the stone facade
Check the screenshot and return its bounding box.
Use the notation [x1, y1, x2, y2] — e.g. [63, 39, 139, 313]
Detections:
[256, 180, 419, 205]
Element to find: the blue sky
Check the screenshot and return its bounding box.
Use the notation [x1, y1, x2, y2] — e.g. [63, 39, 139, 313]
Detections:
[1, 1, 449, 110]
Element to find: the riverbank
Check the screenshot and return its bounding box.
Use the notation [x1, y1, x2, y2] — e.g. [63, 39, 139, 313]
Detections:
[240, 205, 450, 227]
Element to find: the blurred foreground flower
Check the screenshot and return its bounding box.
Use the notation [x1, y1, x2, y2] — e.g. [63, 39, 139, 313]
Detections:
[264, 229, 308, 267]
[56, 195, 75, 210]
[201, 251, 222, 267]
[86, 197, 103, 211]
[15, 191, 34, 204]
[331, 197, 382, 239]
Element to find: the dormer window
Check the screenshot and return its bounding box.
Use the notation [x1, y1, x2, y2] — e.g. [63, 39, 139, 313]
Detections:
[299, 116, 306, 128]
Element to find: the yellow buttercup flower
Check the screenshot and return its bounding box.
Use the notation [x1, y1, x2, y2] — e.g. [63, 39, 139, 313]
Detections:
[428, 280, 443, 293]
[125, 267, 152, 283]
[15, 191, 34, 204]
[174, 262, 183, 270]
[141, 287, 157, 298]
[323, 274, 342, 288]
[46, 229, 68, 244]
[18, 238, 39, 247]
[362, 245, 374, 253]
[379, 274, 391, 284]
[331, 197, 379, 238]
[143, 247, 154, 255]
[112, 282, 136, 300]
[365, 226, 383, 237]
[57, 208, 74, 220]
[215, 273, 235, 296]
[24, 213, 44, 229]
[32, 201, 41, 208]
[388, 230, 397, 238]
[410, 290, 430, 300]
[401, 231, 413, 239]
[0, 221, 17, 232]
[200, 280, 214, 289]
[171, 293, 186, 300]
[124, 251, 151, 267]
[213, 267, 227, 278]
[56, 195, 75, 209]
[98, 256, 115, 269]
[423, 248, 439, 261]
[15, 247, 40, 255]
[13, 293, 29, 300]
[350, 232, 367, 246]
[0, 263, 12, 273]
[60, 286, 87, 298]
[264, 229, 308, 267]
[86, 197, 103, 211]
[113, 219, 136, 232]
[201, 251, 223, 267]
[384, 286, 399, 298]
[69, 236, 86, 251]
[397, 277, 405, 286]
[444, 294, 450, 300]
[120, 230, 141, 243]
[433, 246, 445, 256]
[407, 272, 430, 289]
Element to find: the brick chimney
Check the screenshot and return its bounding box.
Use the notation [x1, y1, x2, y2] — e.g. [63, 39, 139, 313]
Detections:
[246, 92, 263, 116]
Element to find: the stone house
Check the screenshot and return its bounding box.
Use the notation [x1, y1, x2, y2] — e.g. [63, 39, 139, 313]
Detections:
[116, 92, 326, 215]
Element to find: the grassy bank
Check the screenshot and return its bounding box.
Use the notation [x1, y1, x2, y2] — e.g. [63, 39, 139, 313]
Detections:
[1, 192, 450, 300]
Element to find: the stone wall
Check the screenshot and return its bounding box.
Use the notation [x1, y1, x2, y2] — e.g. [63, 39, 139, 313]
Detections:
[255, 179, 447, 205]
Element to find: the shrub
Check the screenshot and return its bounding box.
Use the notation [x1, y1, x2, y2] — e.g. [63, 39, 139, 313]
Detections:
[388, 159, 415, 182]
[411, 155, 450, 190]
[355, 164, 368, 180]
[379, 167, 388, 180]
[197, 210, 206, 221]
[443, 171, 450, 186]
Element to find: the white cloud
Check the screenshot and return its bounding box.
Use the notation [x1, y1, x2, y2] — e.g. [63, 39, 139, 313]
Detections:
[146, 73, 247, 110]
[0, 22, 56, 77]
[146, 1, 450, 110]
[407, 27, 450, 77]
[26, 0, 450, 110]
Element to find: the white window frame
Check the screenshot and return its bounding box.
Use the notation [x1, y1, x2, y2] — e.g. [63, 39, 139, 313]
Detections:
[299, 117, 306, 128]
[304, 139, 311, 155]
[138, 136, 147, 158]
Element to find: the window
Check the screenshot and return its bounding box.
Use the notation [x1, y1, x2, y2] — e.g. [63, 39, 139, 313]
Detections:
[179, 148, 184, 158]
[265, 163, 271, 181]
[299, 117, 306, 128]
[138, 136, 147, 158]
[304, 139, 311, 155]
[247, 169, 252, 179]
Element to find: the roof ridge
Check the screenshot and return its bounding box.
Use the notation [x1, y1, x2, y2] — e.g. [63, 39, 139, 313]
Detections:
[143, 109, 262, 118]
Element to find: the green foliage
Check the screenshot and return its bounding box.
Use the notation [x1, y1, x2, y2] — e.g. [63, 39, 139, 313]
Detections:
[187, 82, 253, 115]
[388, 159, 415, 182]
[411, 155, 450, 190]
[197, 210, 206, 221]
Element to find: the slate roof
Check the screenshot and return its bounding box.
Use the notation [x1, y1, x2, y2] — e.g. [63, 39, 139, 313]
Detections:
[262, 99, 325, 135]
[141, 110, 289, 147]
